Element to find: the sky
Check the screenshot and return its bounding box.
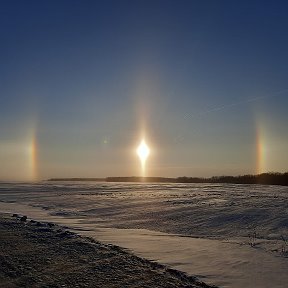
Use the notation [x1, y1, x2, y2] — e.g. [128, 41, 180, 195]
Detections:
[0, 0, 288, 181]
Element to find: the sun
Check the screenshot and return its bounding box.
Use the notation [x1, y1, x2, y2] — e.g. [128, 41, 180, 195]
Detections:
[137, 140, 150, 177]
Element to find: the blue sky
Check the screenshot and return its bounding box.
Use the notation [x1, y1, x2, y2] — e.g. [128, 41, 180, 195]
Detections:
[0, 0, 288, 180]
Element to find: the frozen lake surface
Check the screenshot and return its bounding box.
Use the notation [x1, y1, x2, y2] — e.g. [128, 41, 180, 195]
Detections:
[0, 182, 287, 287]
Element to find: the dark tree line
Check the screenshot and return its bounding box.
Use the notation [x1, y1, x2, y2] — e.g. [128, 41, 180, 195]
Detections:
[177, 172, 288, 186]
[49, 172, 288, 186]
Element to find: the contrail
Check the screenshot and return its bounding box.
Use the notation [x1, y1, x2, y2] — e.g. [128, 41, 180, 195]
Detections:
[174, 88, 288, 143]
[182, 88, 288, 121]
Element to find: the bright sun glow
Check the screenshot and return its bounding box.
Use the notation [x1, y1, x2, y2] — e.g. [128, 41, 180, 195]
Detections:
[137, 140, 150, 177]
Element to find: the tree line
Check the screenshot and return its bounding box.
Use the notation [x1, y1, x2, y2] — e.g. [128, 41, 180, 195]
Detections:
[49, 172, 288, 186]
[177, 172, 288, 186]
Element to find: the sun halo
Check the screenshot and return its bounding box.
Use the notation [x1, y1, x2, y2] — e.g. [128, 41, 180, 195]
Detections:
[136, 140, 150, 177]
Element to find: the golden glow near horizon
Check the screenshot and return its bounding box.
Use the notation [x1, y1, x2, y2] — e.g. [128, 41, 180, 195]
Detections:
[255, 119, 268, 175]
[29, 135, 38, 181]
[137, 140, 150, 177]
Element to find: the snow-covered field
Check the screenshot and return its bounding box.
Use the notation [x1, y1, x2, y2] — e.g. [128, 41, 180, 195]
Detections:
[0, 182, 287, 287]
